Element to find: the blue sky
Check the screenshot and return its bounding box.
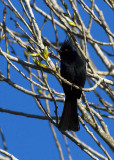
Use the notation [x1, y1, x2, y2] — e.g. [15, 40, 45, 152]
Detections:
[0, 1, 114, 160]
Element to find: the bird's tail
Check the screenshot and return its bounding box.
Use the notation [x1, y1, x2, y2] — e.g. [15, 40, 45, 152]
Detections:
[59, 98, 80, 131]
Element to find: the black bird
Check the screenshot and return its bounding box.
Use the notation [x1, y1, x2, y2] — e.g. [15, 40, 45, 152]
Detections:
[59, 40, 86, 131]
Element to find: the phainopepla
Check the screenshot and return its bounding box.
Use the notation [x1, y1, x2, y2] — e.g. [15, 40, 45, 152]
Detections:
[59, 40, 86, 131]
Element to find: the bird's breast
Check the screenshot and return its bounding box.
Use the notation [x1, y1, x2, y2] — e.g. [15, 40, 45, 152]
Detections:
[61, 62, 76, 82]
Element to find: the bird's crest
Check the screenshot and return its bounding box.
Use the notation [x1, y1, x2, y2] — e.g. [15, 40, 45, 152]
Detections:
[60, 40, 73, 52]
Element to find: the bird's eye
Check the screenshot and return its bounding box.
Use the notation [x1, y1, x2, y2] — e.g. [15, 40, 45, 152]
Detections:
[65, 48, 69, 52]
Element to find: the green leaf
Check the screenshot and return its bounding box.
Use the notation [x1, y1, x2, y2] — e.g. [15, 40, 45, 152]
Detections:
[55, 61, 59, 72]
[31, 52, 40, 57]
[43, 46, 49, 59]
[68, 21, 76, 27]
[24, 50, 29, 59]
[37, 89, 43, 94]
